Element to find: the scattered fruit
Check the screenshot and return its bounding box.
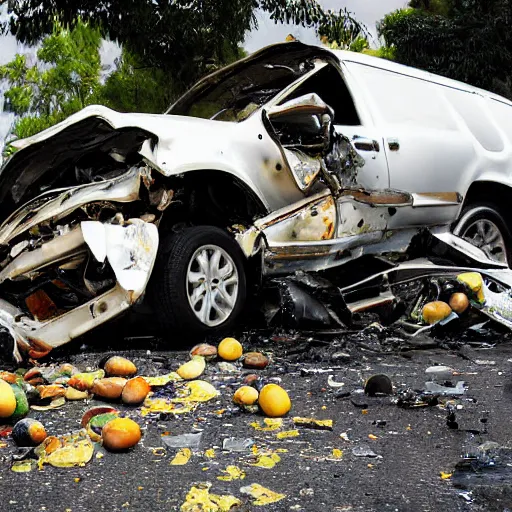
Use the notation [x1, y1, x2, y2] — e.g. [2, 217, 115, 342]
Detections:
[218, 338, 243, 361]
[10, 384, 29, 420]
[104, 356, 137, 377]
[68, 370, 105, 391]
[37, 385, 66, 400]
[122, 377, 151, 405]
[0, 379, 17, 418]
[81, 406, 120, 428]
[258, 384, 291, 417]
[23, 368, 42, 383]
[190, 343, 217, 360]
[422, 301, 452, 325]
[457, 272, 485, 303]
[65, 387, 89, 400]
[0, 372, 18, 384]
[177, 356, 206, 380]
[243, 352, 269, 370]
[233, 386, 259, 406]
[449, 292, 470, 314]
[243, 374, 260, 386]
[101, 417, 141, 451]
[91, 378, 127, 400]
[12, 418, 47, 446]
[87, 412, 119, 442]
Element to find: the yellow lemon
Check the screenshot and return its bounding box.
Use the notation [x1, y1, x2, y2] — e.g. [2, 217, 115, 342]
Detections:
[233, 386, 259, 406]
[258, 384, 291, 417]
[218, 338, 243, 361]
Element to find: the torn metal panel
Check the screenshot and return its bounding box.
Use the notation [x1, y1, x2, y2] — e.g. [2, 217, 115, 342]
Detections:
[83, 220, 159, 295]
[262, 195, 336, 243]
[0, 227, 85, 283]
[17, 284, 137, 350]
[267, 93, 334, 119]
[479, 283, 512, 329]
[0, 283, 141, 359]
[0, 166, 149, 246]
[431, 232, 507, 269]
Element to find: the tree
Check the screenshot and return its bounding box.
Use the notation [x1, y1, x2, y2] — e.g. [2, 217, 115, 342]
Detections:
[2, 0, 364, 94]
[0, 19, 103, 139]
[377, 1, 512, 96]
[0, 19, 185, 139]
[318, 9, 394, 61]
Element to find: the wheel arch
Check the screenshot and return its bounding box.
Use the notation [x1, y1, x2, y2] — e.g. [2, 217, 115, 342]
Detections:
[461, 180, 512, 222]
[159, 168, 269, 233]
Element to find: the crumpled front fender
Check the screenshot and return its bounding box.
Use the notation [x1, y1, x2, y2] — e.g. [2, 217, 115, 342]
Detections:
[81, 220, 159, 300]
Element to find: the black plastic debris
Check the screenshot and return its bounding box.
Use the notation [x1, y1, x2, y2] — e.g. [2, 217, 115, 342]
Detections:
[364, 374, 393, 396]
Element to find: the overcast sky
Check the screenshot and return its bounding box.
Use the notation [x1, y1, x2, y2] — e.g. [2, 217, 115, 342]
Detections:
[0, 1, 407, 147]
[245, 0, 408, 51]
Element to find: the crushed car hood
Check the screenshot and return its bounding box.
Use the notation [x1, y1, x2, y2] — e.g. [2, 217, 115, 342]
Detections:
[0, 106, 254, 220]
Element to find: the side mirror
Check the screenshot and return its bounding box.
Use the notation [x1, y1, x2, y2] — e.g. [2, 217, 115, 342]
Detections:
[266, 93, 334, 153]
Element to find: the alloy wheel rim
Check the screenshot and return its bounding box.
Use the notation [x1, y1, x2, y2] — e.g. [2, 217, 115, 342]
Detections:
[186, 244, 239, 327]
[460, 219, 508, 265]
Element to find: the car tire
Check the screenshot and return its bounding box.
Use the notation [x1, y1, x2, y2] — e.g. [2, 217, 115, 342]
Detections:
[452, 203, 512, 266]
[151, 226, 247, 340]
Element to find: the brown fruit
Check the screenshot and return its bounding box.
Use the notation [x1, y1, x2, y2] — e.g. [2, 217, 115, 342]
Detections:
[258, 384, 291, 417]
[0, 372, 18, 384]
[422, 301, 452, 325]
[449, 293, 469, 314]
[190, 343, 217, 360]
[218, 338, 243, 361]
[104, 356, 137, 377]
[91, 378, 127, 399]
[81, 406, 120, 428]
[243, 352, 269, 370]
[122, 377, 150, 405]
[233, 386, 259, 406]
[23, 368, 41, 382]
[102, 417, 141, 451]
[37, 385, 66, 400]
[243, 374, 259, 386]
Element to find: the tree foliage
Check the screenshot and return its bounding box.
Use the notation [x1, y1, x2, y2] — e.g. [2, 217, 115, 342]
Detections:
[0, 20, 103, 138]
[378, 1, 512, 96]
[2, 0, 364, 94]
[0, 20, 184, 139]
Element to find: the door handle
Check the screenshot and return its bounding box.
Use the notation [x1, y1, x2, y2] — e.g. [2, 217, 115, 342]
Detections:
[388, 138, 400, 151]
[352, 136, 380, 152]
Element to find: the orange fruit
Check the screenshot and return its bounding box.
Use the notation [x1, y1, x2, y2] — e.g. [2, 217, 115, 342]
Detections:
[218, 338, 243, 361]
[122, 377, 150, 405]
[104, 356, 137, 376]
[102, 418, 141, 451]
[422, 301, 452, 325]
[449, 293, 469, 314]
[233, 386, 259, 406]
[258, 384, 291, 417]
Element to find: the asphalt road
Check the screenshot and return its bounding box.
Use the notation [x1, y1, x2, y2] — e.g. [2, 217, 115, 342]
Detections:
[0, 329, 512, 512]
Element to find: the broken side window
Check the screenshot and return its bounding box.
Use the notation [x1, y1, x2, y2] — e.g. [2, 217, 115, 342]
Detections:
[278, 64, 361, 127]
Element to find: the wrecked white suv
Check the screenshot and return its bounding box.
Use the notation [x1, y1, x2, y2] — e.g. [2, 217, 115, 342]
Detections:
[1, 41, 511, 360]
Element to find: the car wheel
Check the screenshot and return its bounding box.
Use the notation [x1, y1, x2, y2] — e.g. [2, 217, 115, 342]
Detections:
[452, 203, 512, 266]
[151, 226, 247, 339]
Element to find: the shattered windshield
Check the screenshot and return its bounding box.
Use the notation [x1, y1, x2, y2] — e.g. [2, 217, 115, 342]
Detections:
[168, 46, 322, 122]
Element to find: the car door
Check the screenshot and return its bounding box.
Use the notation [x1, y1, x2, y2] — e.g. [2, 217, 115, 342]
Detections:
[342, 60, 474, 227]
